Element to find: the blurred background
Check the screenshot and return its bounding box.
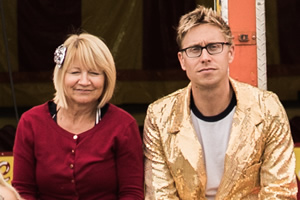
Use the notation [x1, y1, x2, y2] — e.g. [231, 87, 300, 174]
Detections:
[0, 0, 299, 151]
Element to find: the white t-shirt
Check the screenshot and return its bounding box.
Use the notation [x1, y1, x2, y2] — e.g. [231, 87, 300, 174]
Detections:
[191, 94, 236, 200]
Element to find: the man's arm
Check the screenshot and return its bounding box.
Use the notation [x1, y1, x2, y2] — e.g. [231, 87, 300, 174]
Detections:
[259, 93, 298, 199]
[143, 106, 179, 200]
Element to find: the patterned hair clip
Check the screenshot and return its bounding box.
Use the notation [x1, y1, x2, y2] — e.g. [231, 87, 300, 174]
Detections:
[54, 44, 67, 68]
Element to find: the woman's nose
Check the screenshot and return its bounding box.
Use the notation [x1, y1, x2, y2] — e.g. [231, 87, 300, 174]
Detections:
[78, 73, 90, 85]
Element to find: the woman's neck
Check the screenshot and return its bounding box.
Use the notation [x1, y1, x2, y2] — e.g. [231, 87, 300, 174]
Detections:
[57, 104, 98, 134]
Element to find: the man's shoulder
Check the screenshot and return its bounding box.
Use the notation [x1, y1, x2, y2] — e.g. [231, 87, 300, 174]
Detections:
[231, 78, 275, 97]
[231, 78, 281, 108]
[149, 86, 188, 108]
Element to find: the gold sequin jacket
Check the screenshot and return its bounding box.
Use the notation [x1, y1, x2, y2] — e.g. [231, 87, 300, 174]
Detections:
[143, 78, 297, 199]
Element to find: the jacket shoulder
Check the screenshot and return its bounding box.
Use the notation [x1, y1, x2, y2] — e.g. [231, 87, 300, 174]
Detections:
[231, 79, 283, 115]
[148, 86, 188, 109]
[231, 79, 278, 100]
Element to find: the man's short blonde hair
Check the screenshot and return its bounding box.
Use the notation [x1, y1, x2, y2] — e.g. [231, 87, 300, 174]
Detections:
[53, 33, 116, 109]
[176, 5, 233, 48]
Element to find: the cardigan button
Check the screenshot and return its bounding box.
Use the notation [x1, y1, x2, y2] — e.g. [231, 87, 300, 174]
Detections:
[73, 135, 78, 140]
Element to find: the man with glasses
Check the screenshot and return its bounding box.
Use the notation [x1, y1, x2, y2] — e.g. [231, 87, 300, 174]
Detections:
[143, 5, 297, 200]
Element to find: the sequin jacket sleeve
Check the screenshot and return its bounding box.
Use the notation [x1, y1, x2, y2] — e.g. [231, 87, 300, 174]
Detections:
[252, 88, 297, 199]
[143, 85, 206, 200]
[217, 79, 298, 199]
[143, 96, 181, 200]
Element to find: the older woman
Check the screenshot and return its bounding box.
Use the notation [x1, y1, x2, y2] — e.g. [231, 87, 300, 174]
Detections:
[12, 33, 144, 199]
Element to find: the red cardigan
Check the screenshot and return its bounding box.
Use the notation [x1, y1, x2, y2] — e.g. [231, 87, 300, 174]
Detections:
[12, 102, 144, 200]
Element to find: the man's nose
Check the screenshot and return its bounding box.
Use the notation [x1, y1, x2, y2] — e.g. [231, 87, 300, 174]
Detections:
[200, 48, 211, 62]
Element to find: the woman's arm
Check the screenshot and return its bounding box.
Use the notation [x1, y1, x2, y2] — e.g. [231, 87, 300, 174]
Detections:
[12, 116, 38, 200]
[116, 120, 144, 200]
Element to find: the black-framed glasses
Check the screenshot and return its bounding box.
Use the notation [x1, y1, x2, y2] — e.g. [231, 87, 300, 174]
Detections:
[179, 42, 231, 58]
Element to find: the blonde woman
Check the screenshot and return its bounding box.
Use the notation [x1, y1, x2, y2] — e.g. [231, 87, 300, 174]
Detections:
[12, 32, 144, 199]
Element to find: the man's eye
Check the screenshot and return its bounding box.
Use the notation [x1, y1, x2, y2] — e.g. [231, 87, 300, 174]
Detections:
[189, 46, 201, 52]
[208, 44, 219, 50]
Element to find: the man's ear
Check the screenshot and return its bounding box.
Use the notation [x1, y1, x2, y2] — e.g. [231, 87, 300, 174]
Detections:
[178, 52, 186, 71]
[228, 45, 235, 64]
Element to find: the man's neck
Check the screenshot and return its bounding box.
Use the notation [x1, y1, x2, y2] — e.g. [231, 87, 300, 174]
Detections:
[191, 81, 233, 117]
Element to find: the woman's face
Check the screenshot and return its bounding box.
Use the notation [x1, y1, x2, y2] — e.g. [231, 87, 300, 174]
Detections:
[64, 57, 105, 107]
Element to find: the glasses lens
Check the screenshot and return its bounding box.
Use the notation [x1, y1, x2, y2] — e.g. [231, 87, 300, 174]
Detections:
[186, 46, 202, 57]
[207, 43, 223, 54]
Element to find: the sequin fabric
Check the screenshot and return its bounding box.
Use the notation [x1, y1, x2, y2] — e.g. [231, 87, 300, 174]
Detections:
[143, 78, 298, 199]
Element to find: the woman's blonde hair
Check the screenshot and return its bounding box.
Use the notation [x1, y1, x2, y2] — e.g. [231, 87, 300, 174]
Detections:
[0, 173, 22, 199]
[176, 5, 233, 49]
[53, 32, 116, 109]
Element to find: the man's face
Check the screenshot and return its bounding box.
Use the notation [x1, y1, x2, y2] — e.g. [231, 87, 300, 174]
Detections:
[178, 24, 234, 89]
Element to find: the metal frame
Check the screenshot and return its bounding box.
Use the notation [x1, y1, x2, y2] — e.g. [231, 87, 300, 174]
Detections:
[255, 0, 267, 90]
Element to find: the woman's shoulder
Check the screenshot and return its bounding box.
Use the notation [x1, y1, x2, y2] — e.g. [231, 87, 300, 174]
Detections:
[19, 101, 50, 123]
[22, 102, 49, 115]
[106, 103, 136, 121]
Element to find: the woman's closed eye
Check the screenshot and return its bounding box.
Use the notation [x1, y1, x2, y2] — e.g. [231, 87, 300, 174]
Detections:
[89, 71, 102, 76]
[70, 71, 80, 75]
